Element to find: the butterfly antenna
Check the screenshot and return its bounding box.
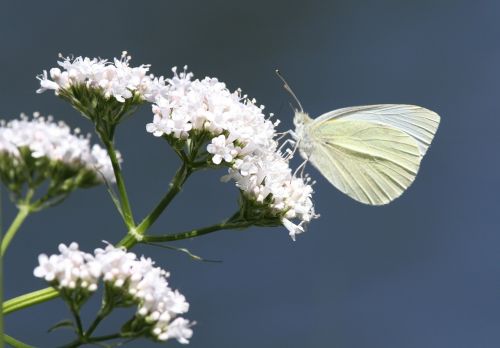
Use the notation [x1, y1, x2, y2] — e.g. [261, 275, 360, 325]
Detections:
[275, 69, 304, 112]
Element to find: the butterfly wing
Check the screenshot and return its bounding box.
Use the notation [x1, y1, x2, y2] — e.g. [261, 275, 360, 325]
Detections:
[313, 104, 440, 155]
[305, 118, 423, 205]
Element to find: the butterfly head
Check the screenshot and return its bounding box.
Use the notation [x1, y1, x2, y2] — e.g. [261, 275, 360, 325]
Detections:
[293, 110, 312, 136]
[293, 111, 311, 127]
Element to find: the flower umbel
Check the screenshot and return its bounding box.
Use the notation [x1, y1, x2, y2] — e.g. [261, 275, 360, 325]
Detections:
[37, 51, 152, 102]
[0, 112, 117, 204]
[34, 242, 194, 344]
[146, 67, 318, 239]
[37, 52, 162, 138]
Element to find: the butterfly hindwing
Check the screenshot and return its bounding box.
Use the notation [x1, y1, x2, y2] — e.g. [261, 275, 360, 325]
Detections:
[306, 119, 422, 205]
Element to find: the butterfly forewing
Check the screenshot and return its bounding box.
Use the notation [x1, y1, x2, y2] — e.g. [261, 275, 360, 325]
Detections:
[306, 119, 422, 205]
[313, 104, 440, 155]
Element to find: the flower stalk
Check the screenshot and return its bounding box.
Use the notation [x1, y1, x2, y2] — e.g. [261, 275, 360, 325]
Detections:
[1, 188, 34, 257]
[100, 136, 135, 228]
[3, 287, 59, 315]
[119, 163, 192, 249]
[1, 205, 30, 257]
[143, 216, 254, 243]
[4, 334, 35, 348]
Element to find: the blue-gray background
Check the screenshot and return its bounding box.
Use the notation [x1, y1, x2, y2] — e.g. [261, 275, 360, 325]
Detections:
[2, 0, 499, 347]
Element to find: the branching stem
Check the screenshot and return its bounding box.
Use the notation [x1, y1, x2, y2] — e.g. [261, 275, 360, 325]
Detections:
[143, 218, 254, 243]
[1, 189, 34, 257]
[101, 136, 135, 229]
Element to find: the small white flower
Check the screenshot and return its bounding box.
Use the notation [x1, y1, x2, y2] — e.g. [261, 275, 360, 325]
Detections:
[146, 114, 169, 137]
[159, 317, 194, 344]
[37, 70, 61, 94]
[144, 76, 170, 103]
[167, 111, 193, 139]
[33, 254, 59, 282]
[165, 289, 190, 314]
[282, 218, 305, 241]
[207, 134, 239, 164]
[94, 244, 136, 286]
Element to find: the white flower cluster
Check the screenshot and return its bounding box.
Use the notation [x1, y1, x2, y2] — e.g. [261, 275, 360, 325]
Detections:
[37, 51, 158, 103]
[34, 243, 193, 344]
[145, 68, 317, 240]
[0, 113, 116, 183]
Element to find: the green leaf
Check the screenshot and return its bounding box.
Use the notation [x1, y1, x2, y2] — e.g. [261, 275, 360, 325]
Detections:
[142, 242, 222, 263]
[47, 319, 75, 333]
[103, 180, 124, 219]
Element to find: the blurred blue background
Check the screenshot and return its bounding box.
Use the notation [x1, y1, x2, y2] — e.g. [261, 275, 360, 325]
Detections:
[2, 0, 500, 347]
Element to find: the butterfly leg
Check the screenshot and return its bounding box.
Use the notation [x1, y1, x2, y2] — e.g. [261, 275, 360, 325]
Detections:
[275, 129, 297, 141]
[293, 158, 308, 178]
[278, 138, 296, 153]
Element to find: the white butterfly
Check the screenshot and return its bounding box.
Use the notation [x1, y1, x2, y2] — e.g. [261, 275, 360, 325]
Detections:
[277, 71, 440, 205]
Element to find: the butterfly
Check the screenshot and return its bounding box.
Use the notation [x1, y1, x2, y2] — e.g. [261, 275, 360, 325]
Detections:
[276, 70, 440, 205]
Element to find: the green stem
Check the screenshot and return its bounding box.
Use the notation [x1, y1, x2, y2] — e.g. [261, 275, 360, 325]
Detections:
[68, 302, 84, 337]
[143, 219, 254, 243]
[1, 204, 31, 257]
[101, 137, 135, 228]
[58, 332, 123, 348]
[57, 338, 82, 348]
[3, 334, 35, 348]
[84, 302, 112, 337]
[88, 332, 123, 342]
[119, 163, 191, 249]
[1, 183, 3, 348]
[136, 163, 190, 234]
[3, 287, 59, 315]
